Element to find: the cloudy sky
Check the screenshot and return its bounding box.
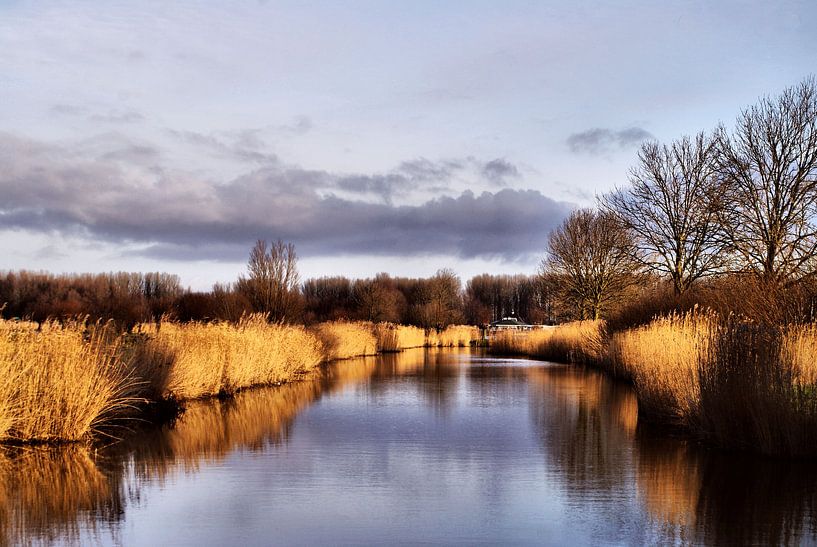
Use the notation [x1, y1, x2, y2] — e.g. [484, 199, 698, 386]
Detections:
[1, 0, 815, 289]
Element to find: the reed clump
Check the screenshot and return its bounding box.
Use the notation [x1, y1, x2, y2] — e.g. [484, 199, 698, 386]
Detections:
[0, 315, 483, 444]
[489, 321, 605, 364]
[426, 325, 480, 347]
[0, 319, 140, 443]
[134, 315, 323, 400]
[609, 311, 713, 424]
[374, 323, 426, 352]
[610, 311, 817, 456]
[311, 321, 378, 360]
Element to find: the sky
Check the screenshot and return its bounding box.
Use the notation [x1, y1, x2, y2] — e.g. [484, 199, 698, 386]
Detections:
[0, 0, 815, 290]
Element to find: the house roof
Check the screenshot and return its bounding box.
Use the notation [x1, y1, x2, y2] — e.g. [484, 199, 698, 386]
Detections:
[489, 317, 530, 327]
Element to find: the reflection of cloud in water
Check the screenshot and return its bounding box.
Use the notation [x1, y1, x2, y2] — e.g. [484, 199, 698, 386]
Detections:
[0, 351, 385, 545]
[1, 351, 817, 544]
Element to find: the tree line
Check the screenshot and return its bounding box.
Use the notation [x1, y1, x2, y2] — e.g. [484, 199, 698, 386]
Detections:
[544, 77, 817, 324]
[0, 241, 555, 329]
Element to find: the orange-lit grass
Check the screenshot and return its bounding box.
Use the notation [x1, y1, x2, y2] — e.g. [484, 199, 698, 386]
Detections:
[489, 321, 605, 364]
[311, 321, 378, 360]
[426, 325, 480, 347]
[609, 311, 713, 424]
[135, 315, 323, 400]
[374, 323, 426, 352]
[612, 311, 817, 456]
[0, 319, 140, 443]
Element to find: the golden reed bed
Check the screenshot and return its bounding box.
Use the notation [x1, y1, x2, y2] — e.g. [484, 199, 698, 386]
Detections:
[0, 317, 478, 443]
[489, 312, 817, 457]
[489, 321, 605, 364]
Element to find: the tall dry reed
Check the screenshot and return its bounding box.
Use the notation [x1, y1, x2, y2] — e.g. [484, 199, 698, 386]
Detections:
[0, 319, 140, 443]
[609, 311, 713, 424]
[373, 323, 426, 352]
[311, 321, 377, 360]
[612, 311, 817, 456]
[489, 321, 605, 364]
[134, 315, 323, 400]
[426, 325, 480, 347]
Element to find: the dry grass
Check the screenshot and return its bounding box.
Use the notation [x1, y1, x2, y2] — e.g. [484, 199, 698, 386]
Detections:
[311, 321, 378, 360]
[489, 321, 605, 364]
[0, 445, 113, 545]
[426, 325, 480, 347]
[609, 311, 713, 424]
[0, 319, 140, 443]
[611, 311, 817, 456]
[782, 323, 817, 385]
[374, 323, 426, 352]
[0, 315, 466, 444]
[135, 315, 323, 400]
[491, 312, 817, 455]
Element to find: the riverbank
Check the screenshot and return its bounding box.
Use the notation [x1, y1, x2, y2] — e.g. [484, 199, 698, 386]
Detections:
[0, 317, 479, 444]
[488, 313, 817, 457]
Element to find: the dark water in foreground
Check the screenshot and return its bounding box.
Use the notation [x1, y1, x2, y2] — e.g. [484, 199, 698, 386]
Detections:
[3, 349, 817, 545]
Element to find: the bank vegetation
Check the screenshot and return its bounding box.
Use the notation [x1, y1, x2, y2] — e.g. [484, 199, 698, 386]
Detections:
[0, 317, 478, 444]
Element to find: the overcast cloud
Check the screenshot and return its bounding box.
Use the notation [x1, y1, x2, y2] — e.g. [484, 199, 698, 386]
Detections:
[0, 0, 814, 284]
[566, 127, 654, 155]
[0, 133, 571, 263]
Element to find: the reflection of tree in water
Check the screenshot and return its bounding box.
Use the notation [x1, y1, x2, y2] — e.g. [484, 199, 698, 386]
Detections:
[530, 364, 817, 544]
[369, 348, 462, 415]
[636, 433, 817, 545]
[527, 365, 638, 496]
[0, 355, 381, 545]
[467, 362, 532, 406]
[5, 352, 816, 545]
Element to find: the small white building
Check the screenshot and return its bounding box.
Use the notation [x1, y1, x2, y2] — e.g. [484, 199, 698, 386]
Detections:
[488, 317, 534, 332]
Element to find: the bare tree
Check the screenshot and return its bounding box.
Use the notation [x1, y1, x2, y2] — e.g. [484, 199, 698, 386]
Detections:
[419, 269, 462, 330]
[717, 77, 817, 283]
[541, 209, 640, 320]
[237, 239, 300, 321]
[601, 132, 728, 295]
[353, 274, 403, 323]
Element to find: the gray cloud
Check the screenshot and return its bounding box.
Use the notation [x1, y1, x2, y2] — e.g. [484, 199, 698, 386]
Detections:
[50, 104, 87, 116]
[336, 158, 465, 203]
[482, 158, 520, 185]
[49, 104, 144, 124]
[0, 133, 574, 262]
[89, 109, 144, 124]
[566, 126, 653, 154]
[168, 129, 279, 164]
[278, 115, 313, 135]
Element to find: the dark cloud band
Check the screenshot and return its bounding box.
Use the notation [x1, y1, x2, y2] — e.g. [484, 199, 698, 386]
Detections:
[566, 126, 653, 154]
[0, 133, 573, 262]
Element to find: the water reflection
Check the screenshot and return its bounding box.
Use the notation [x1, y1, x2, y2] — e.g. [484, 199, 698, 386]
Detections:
[0, 349, 815, 545]
[636, 435, 817, 545]
[527, 365, 638, 496]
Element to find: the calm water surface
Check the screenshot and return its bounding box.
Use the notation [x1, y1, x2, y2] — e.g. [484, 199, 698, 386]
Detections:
[4, 349, 817, 545]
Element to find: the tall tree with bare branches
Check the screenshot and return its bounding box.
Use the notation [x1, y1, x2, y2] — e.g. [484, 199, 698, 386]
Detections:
[541, 209, 640, 320]
[601, 132, 728, 295]
[717, 77, 817, 283]
[237, 239, 300, 321]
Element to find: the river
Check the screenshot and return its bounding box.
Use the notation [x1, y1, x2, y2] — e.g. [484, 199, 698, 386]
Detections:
[3, 349, 816, 545]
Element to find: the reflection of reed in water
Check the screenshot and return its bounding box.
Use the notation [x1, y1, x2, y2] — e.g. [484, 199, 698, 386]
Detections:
[635, 434, 817, 545]
[377, 349, 464, 414]
[526, 365, 638, 494]
[0, 446, 118, 545]
[0, 354, 387, 545]
[372, 347, 435, 378]
[633, 435, 702, 535]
